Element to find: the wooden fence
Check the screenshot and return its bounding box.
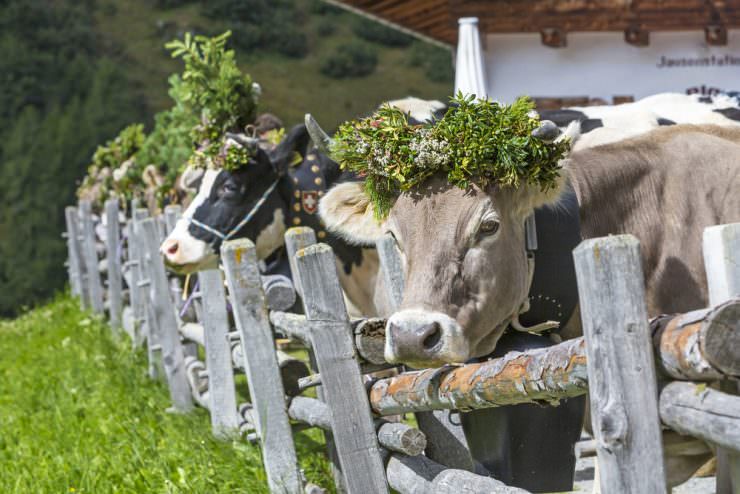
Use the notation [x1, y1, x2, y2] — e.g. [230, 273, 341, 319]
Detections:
[64, 200, 740, 494]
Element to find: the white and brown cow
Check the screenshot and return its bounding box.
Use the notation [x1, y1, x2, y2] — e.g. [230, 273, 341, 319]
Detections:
[317, 122, 740, 486]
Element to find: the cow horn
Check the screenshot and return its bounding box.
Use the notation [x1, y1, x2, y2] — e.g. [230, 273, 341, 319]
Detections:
[225, 132, 259, 149]
[531, 120, 561, 143]
[305, 113, 333, 154]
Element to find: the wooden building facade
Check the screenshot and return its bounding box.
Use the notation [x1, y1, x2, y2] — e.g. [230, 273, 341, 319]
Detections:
[329, 0, 740, 106]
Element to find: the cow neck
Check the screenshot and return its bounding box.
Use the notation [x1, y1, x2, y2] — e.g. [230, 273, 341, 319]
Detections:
[513, 184, 582, 335]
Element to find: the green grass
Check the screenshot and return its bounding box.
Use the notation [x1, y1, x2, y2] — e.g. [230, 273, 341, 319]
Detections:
[94, 0, 453, 129]
[0, 294, 333, 493]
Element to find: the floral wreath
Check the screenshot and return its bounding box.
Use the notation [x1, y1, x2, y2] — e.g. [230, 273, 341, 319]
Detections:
[330, 93, 570, 218]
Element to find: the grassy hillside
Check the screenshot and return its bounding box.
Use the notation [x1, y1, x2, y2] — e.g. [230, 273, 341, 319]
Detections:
[95, 0, 454, 128]
[0, 295, 333, 493]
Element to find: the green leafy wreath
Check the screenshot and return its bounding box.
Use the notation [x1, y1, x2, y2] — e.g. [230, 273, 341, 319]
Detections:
[330, 93, 570, 218]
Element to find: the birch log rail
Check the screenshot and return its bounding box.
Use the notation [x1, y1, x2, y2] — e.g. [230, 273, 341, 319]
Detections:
[369, 337, 588, 415]
[652, 298, 740, 381]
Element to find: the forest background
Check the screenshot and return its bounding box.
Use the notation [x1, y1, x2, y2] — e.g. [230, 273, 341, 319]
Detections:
[0, 0, 453, 316]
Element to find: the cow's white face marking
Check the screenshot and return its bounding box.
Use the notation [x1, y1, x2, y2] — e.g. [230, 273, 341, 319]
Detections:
[160, 169, 219, 273]
[255, 209, 286, 260]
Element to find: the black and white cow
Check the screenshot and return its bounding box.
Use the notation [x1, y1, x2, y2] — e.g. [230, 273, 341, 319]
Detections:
[161, 124, 381, 315]
[541, 92, 740, 150]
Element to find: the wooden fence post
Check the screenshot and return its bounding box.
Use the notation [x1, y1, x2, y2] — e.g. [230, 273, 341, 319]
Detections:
[64, 207, 86, 305]
[702, 222, 740, 494]
[198, 268, 240, 438]
[221, 238, 303, 494]
[285, 227, 316, 299]
[285, 227, 347, 492]
[164, 205, 181, 234]
[573, 234, 666, 493]
[295, 243, 389, 494]
[376, 233, 474, 471]
[139, 218, 193, 412]
[79, 200, 105, 314]
[127, 208, 150, 347]
[105, 199, 123, 330]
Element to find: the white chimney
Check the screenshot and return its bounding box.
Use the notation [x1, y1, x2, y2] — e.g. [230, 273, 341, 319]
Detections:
[454, 17, 488, 100]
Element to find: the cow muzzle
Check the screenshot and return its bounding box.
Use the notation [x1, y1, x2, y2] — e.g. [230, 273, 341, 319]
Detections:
[160, 222, 217, 273]
[385, 309, 469, 367]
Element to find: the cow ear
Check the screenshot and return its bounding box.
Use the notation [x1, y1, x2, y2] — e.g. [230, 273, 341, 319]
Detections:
[500, 172, 567, 219]
[270, 124, 311, 176]
[142, 165, 163, 188]
[319, 181, 386, 245]
[180, 165, 205, 193]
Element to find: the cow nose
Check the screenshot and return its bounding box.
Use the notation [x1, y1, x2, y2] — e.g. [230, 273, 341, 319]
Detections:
[161, 239, 179, 257]
[385, 309, 466, 366]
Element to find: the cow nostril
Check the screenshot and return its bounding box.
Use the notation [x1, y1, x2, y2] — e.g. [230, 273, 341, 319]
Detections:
[422, 323, 442, 350]
[166, 242, 179, 255]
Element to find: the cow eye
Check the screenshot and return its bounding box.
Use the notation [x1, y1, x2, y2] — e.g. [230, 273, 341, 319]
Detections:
[479, 218, 500, 236]
[223, 182, 240, 195]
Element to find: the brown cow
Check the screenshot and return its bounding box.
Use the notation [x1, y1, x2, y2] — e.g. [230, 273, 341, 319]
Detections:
[319, 123, 740, 486]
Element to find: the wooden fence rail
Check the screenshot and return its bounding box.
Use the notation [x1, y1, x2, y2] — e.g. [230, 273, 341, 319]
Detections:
[63, 204, 740, 494]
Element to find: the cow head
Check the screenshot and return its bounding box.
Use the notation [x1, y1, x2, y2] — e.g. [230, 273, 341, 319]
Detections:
[161, 124, 310, 273]
[317, 118, 577, 368]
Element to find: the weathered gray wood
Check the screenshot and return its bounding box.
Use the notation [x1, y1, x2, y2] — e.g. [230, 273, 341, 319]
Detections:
[703, 223, 740, 494]
[270, 311, 310, 344]
[105, 199, 123, 330]
[179, 322, 205, 346]
[230, 340, 310, 398]
[353, 318, 387, 365]
[199, 269, 239, 438]
[376, 234, 404, 312]
[703, 223, 740, 305]
[377, 422, 427, 457]
[573, 235, 666, 493]
[289, 396, 333, 429]
[288, 396, 427, 456]
[140, 218, 193, 412]
[652, 300, 740, 380]
[284, 228, 345, 492]
[164, 205, 182, 235]
[285, 227, 317, 299]
[156, 215, 167, 243]
[129, 208, 150, 347]
[261, 274, 297, 311]
[221, 238, 302, 494]
[64, 207, 86, 304]
[659, 381, 740, 454]
[295, 243, 389, 494]
[304, 483, 327, 494]
[184, 356, 210, 409]
[386, 454, 528, 494]
[369, 337, 588, 414]
[575, 439, 598, 459]
[79, 200, 105, 314]
[375, 232, 473, 470]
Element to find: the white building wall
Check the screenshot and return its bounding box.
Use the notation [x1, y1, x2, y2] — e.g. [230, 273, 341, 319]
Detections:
[483, 30, 740, 103]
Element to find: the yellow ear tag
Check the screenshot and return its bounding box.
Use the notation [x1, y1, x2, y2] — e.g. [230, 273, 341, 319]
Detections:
[182, 273, 192, 301]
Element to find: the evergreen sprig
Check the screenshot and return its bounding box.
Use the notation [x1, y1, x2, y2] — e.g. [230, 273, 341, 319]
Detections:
[77, 123, 146, 207]
[330, 93, 570, 218]
[166, 31, 259, 171]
